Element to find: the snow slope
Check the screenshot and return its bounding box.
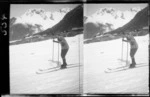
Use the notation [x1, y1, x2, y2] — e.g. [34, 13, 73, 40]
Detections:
[10, 34, 83, 94]
[9, 33, 149, 94]
[84, 34, 149, 94]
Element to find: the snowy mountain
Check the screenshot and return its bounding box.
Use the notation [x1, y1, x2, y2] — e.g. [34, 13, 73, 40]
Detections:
[84, 6, 149, 44]
[105, 6, 149, 36]
[14, 8, 71, 30]
[10, 8, 71, 41]
[87, 7, 142, 29]
[33, 5, 83, 37]
[84, 7, 143, 39]
[9, 5, 83, 45]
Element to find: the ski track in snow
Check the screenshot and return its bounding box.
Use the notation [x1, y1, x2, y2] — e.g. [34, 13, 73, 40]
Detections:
[84, 34, 149, 94]
[10, 34, 83, 94]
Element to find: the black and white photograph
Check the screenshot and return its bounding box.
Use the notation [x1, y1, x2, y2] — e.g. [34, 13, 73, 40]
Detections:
[9, 4, 83, 94]
[1, 1, 149, 96]
[84, 3, 149, 94]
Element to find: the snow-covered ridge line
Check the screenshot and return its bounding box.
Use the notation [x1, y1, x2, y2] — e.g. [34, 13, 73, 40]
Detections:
[86, 7, 143, 30]
[12, 8, 72, 30]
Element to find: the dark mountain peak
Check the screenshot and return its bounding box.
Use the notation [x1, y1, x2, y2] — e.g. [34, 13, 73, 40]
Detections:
[10, 17, 17, 27]
[10, 17, 16, 20]
[84, 16, 88, 22]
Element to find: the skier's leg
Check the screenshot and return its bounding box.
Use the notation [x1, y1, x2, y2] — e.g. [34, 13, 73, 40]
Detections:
[61, 49, 68, 65]
[130, 48, 137, 68]
[60, 49, 68, 68]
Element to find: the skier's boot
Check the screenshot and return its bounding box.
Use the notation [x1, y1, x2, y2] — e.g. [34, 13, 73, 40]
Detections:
[61, 58, 67, 69]
[60, 64, 67, 69]
[129, 63, 135, 68]
[130, 57, 136, 68]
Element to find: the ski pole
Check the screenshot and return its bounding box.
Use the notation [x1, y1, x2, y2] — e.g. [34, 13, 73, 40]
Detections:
[78, 33, 81, 93]
[58, 41, 59, 66]
[121, 38, 124, 62]
[126, 42, 129, 66]
[52, 38, 54, 61]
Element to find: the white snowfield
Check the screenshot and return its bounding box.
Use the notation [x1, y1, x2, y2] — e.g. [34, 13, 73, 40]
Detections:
[84, 34, 149, 94]
[9, 34, 149, 94]
[10, 34, 83, 94]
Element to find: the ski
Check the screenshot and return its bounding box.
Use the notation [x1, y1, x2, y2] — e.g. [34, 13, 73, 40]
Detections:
[39, 65, 60, 71]
[38, 63, 78, 71]
[107, 65, 129, 70]
[105, 67, 128, 73]
[105, 63, 148, 73]
[36, 64, 81, 74]
[107, 63, 145, 71]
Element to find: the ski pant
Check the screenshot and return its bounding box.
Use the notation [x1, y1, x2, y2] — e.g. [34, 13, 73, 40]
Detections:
[61, 48, 69, 65]
[130, 48, 138, 65]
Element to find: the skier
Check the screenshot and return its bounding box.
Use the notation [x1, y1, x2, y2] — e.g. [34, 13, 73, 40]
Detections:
[53, 32, 69, 69]
[122, 31, 138, 68]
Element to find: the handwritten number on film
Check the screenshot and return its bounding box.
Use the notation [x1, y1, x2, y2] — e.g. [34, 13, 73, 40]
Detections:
[1, 14, 7, 36]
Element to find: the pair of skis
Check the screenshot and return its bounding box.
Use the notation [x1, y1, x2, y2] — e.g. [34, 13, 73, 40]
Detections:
[36, 63, 81, 74]
[105, 63, 148, 73]
[105, 38, 148, 73]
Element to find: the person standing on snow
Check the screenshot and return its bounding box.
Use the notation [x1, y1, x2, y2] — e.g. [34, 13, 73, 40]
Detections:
[122, 31, 138, 68]
[53, 32, 69, 69]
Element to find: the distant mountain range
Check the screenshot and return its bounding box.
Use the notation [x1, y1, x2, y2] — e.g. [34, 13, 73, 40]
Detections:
[10, 5, 83, 44]
[33, 5, 83, 37]
[84, 6, 149, 44]
[105, 6, 149, 36]
[10, 7, 71, 41]
[84, 7, 143, 39]
[10, 5, 148, 42]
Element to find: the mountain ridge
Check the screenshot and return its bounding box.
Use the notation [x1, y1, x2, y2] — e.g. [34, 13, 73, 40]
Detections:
[10, 7, 72, 41]
[105, 6, 149, 35]
[33, 5, 83, 37]
[84, 7, 145, 39]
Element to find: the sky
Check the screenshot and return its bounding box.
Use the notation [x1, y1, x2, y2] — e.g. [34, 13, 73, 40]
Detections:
[10, 3, 148, 18]
[84, 3, 148, 16]
[10, 4, 79, 18]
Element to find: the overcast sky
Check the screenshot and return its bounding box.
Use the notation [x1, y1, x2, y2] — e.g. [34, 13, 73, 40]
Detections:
[84, 3, 148, 16]
[10, 3, 148, 18]
[10, 4, 79, 18]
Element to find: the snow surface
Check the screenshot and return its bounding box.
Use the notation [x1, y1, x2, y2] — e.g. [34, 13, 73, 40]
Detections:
[9, 34, 149, 94]
[10, 34, 83, 94]
[84, 34, 149, 94]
